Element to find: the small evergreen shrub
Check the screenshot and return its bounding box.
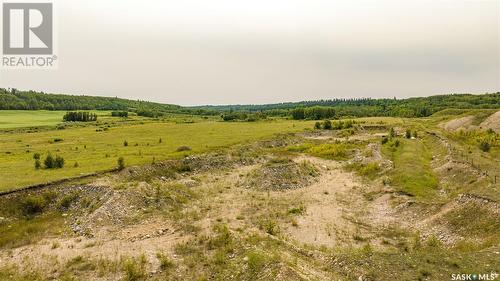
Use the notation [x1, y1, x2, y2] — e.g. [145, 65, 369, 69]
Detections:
[118, 157, 125, 170]
[44, 153, 55, 169]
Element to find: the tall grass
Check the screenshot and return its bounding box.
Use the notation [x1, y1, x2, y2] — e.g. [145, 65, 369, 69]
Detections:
[306, 143, 351, 160]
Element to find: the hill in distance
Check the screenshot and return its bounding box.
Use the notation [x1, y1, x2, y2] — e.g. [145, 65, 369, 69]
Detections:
[0, 88, 498, 118]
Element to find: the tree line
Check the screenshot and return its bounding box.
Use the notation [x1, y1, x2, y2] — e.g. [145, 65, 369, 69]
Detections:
[1, 88, 498, 120]
[194, 93, 500, 119]
[0, 88, 217, 116]
[63, 111, 98, 122]
[194, 94, 499, 113]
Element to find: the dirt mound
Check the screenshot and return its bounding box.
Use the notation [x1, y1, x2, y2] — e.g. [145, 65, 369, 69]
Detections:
[440, 116, 475, 131]
[417, 194, 499, 245]
[123, 153, 237, 182]
[242, 158, 319, 190]
[479, 111, 500, 132]
[71, 188, 147, 237]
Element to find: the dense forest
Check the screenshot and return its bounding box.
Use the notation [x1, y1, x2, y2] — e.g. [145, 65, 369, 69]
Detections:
[0, 88, 498, 119]
[0, 88, 215, 116]
[195, 93, 500, 119]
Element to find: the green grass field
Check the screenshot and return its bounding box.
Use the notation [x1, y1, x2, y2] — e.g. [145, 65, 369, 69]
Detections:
[0, 110, 118, 129]
[0, 110, 68, 129]
[0, 117, 313, 191]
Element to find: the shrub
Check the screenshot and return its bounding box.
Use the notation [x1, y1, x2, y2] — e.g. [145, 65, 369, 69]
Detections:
[314, 122, 321, 129]
[208, 224, 233, 249]
[44, 153, 55, 169]
[123, 140, 128, 147]
[43, 153, 64, 169]
[381, 137, 389, 144]
[122, 257, 146, 281]
[246, 250, 271, 277]
[331, 119, 356, 130]
[156, 253, 174, 270]
[262, 220, 278, 235]
[346, 162, 380, 179]
[176, 146, 192, 152]
[42, 190, 58, 203]
[405, 129, 411, 139]
[288, 206, 305, 215]
[172, 163, 191, 173]
[54, 155, 65, 168]
[394, 139, 400, 147]
[221, 112, 250, 121]
[137, 110, 163, 118]
[58, 193, 78, 209]
[389, 127, 396, 138]
[479, 140, 491, 152]
[111, 111, 128, 117]
[117, 157, 125, 170]
[359, 162, 380, 179]
[426, 235, 441, 247]
[322, 120, 332, 130]
[34, 159, 41, 169]
[413, 130, 418, 138]
[33, 153, 40, 160]
[21, 195, 47, 216]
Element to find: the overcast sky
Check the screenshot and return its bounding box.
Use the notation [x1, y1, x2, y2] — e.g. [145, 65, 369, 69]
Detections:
[0, 0, 499, 105]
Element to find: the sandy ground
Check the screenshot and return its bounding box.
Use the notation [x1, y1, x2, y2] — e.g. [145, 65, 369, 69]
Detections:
[282, 157, 367, 247]
[479, 111, 500, 132]
[440, 116, 475, 131]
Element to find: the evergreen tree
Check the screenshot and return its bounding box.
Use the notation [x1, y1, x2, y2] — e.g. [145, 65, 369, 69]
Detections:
[44, 153, 55, 169]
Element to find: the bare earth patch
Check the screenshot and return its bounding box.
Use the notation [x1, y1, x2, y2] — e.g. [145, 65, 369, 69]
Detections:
[282, 156, 371, 247]
[479, 110, 500, 132]
[242, 158, 319, 190]
[440, 116, 475, 131]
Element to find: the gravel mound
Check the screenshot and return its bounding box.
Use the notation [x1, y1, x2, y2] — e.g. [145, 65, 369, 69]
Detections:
[243, 158, 319, 190]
